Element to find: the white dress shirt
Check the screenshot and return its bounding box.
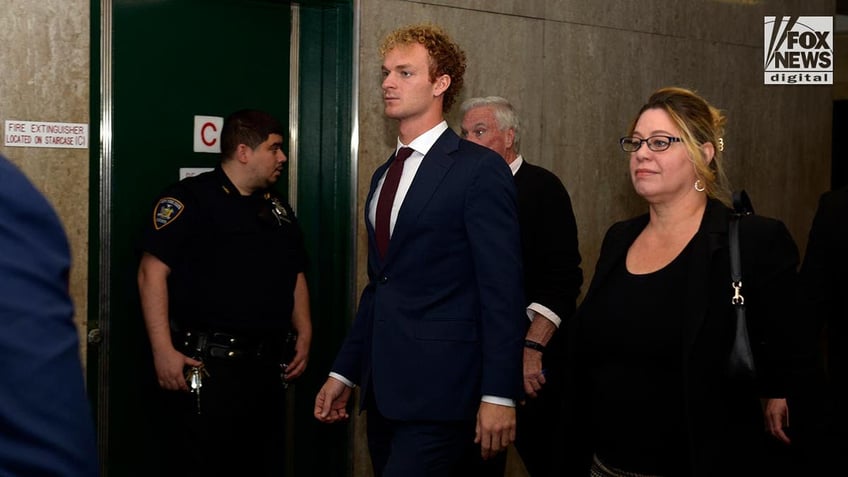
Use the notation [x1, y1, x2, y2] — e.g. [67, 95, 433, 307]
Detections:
[367, 121, 448, 232]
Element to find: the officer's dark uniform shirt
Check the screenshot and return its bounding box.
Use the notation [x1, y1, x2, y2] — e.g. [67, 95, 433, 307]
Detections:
[141, 165, 307, 332]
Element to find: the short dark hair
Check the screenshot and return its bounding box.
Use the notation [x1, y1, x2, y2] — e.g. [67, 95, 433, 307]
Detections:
[220, 109, 283, 160]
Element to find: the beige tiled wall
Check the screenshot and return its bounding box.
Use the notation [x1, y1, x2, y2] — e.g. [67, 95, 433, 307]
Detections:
[0, 1, 90, 358]
[357, 1, 835, 475]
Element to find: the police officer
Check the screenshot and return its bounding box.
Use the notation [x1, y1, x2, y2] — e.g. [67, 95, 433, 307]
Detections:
[138, 109, 311, 477]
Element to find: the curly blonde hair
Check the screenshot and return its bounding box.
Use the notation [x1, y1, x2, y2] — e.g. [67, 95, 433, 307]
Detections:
[380, 24, 467, 112]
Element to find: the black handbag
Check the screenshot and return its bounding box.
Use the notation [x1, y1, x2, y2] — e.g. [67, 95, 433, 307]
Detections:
[727, 190, 757, 380]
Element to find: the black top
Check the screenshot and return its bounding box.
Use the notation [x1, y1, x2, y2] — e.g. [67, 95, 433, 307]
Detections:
[582, 240, 694, 475]
[140, 165, 307, 331]
[567, 199, 801, 476]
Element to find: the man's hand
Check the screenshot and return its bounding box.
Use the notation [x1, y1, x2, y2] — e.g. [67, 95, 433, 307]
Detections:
[764, 398, 791, 444]
[283, 334, 310, 381]
[523, 347, 546, 399]
[474, 402, 516, 459]
[286, 273, 312, 381]
[314, 377, 353, 423]
[522, 313, 556, 399]
[152, 346, 201, 392]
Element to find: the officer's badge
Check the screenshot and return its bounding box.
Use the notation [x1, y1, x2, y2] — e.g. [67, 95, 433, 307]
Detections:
[270, 197, 291, 225]
[153, 197, 184, 230]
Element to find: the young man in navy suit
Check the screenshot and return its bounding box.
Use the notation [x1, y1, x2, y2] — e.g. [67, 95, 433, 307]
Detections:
[314, 25, 526, 476]
[460, 96, 582, 476]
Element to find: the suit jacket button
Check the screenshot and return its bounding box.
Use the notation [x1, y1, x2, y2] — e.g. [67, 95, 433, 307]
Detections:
[379, 275, 388, 284]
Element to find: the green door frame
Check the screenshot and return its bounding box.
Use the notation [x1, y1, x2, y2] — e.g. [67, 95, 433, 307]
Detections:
[288, 3, 357, 476]
[88, 1, 355, 475]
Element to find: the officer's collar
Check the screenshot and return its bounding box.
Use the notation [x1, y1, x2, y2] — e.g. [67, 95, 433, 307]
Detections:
[215, 163, 271, 198]
[214, 164, 237, 196]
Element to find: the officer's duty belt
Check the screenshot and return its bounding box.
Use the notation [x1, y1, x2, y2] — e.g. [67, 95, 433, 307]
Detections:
[175, 328, 290, 363]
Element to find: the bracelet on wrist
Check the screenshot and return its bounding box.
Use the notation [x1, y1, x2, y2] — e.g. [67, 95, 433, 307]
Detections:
[524, 339, 545, 353]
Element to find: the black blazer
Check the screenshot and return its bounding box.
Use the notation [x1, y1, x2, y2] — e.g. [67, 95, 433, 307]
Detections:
[514, 161, 582, 323]
[514, 161, 582, 384]
[799, 186, 848, 387]
[566, 199, 800, 476]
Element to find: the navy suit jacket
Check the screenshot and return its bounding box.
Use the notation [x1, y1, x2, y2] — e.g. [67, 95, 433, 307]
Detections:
[0, 155, 98, 476]
[332, 128, 525, 421]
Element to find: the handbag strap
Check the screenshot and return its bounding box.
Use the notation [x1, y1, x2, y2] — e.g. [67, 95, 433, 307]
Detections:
[732, 190, 754, 215]
[729, 190, 753, 305]
[727, 190, 758, 379]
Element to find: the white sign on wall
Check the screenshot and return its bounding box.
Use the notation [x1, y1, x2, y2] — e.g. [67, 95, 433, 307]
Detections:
[193, 115, 223, 153]
[179, 167, 214, 180]
[4, 120, 89, 149]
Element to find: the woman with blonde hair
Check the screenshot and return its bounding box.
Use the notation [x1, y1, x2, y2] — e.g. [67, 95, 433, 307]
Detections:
[566, 87, 800, 476]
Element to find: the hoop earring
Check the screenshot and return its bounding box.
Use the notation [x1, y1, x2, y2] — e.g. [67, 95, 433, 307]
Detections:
[694, 179, 706, 192]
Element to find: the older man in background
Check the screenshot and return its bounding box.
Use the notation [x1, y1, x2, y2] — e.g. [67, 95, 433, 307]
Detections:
[461, 96, 582, 476]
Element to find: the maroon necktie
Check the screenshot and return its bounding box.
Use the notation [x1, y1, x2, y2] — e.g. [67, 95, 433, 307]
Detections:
[375, 147, 413, 258]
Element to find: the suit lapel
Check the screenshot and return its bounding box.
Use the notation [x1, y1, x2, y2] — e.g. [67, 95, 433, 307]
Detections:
[382, 129, 459, 262]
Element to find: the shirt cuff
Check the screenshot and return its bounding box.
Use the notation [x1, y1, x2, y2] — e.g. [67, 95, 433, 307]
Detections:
[527, 302, 561, 328]
[481, 395, 516, 407]
[329, 372, 356, 388]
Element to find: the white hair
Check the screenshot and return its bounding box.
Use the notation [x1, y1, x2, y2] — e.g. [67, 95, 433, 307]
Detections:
[460, 96, 521, 153]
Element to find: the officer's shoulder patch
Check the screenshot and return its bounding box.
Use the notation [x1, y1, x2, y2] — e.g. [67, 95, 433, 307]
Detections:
[153, 197, 185, 230]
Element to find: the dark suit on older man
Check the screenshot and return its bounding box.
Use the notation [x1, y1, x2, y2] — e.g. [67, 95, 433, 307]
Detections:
[512, 160, 582, 476]
[331, 126, 525, 475]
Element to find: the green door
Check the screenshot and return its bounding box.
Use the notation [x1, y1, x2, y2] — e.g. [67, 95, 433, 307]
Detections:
[88, 0, 353, 475]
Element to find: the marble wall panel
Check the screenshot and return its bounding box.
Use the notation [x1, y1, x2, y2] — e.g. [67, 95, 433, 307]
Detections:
[543, 0, 835, 48]
[425, 0, 546, 19]
[0, 0, 90, 358]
